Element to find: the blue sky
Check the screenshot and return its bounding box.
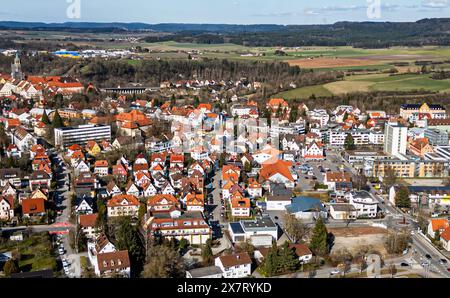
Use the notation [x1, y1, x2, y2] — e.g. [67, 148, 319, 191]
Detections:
[1, 0, 449, 24]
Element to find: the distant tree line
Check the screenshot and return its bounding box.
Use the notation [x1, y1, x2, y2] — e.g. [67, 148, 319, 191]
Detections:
[141, 19, 450, 48]
[71, 58, 341, 88]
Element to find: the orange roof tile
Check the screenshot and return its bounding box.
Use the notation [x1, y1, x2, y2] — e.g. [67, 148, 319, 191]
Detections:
[430, 219, 449, 232]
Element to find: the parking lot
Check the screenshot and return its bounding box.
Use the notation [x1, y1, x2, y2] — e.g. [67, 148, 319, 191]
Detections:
[293, 155, 343, 191]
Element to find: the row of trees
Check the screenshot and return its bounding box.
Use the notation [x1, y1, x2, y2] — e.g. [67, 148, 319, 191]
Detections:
[141, 19, 450, 48]
[76, 57, 341, 89]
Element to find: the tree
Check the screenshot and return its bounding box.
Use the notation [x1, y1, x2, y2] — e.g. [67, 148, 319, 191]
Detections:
[395, 186, 411, 209]
[77, 227, 88, 252]
[244, 161, 252, 173]
[384, 231, 411, 255]
[95, 198, 106, 230]
[354, 172, 368, 191]
[41, 109, 51, 125]
[193, 96, 200, 108]
[236, 240, 255, 256]
[138, 204, 147, 224]
[388, 263, 397, 278]
[178, 238, 189, 253]
[284, 213, 310, 244]
[115, 217, 146, 276]
[278, 241, 299, 273]
[383, 167, 397, 190]
[344, 134, 356, 151]
[260, 242, 279, 277]
[417, 210, 428, 233]
[309, 218, 329, 256]
[3, 259, 19, 277]
[141, 244, 186, 278]
[52, 109, 64, 129]
[0, 123, 9, 149]
[289, 106, 298, 123]
[201, 239, 214, 266]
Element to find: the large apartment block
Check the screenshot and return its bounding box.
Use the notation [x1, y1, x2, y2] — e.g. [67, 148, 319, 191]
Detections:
[54, 124, 111, 148]
[384, 123, 408, 157]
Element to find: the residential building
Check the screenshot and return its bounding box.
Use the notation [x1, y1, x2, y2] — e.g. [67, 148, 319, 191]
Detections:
[54, 124, 111, 149]
[329, 204, 358, 220]
[186, 266, 224, 278]
[214, 253, 252, 278]
[0, 196, 14, 221]
[345, 191, 378, 218]
[21, 198, 46, 218]
[424, 129, 448, 146]
[265, 186, 292, 211]
[107, 194, 140, 218]
[285, 197, 327, 221]
[440, 227, 450, 251]
[400, 103, 446, 121]
[384, 123, 408, 157]
[323, 172, 352, 191]
[78, 213, 99, 239]
[228, 216, 278, 245]
[145, 212, 212, 245]
[427, 218, 449, 238]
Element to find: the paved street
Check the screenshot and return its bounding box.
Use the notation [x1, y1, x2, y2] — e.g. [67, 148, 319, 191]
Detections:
[50, 149, 81, 278]
[208, 169, 232, 254]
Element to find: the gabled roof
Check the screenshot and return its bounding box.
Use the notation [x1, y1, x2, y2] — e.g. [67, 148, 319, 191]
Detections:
[22, 198, 45, 215]
[285, 197, 326, 213]
[260, 160, 293, 182]
[218, 252, 251, 268]
[107, 194, 140, 207]
[430, 218, 449, 232]
[186, 193, 204, 206]
[325, 172, 351, 183]
[79, 213, 98, 228]
[289, 244, 312, 257]
[94, 160, 109, 168]
[231, 197, 250, 209]
[97, 250, 130, 273]
[441, 227, 450, 242]
[147, 194, 178, 206]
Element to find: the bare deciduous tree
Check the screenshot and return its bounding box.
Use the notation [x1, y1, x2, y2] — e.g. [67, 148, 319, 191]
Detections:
[283, 213, 310, 244]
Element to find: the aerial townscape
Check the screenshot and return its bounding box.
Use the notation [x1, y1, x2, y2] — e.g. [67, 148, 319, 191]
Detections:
[1, 3, 450, 282]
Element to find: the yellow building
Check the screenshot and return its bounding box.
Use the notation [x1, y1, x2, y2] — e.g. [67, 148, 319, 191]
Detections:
[372, 160, 415, 178]
[86, 141, 101, 156]
[372, 159, 448, 178]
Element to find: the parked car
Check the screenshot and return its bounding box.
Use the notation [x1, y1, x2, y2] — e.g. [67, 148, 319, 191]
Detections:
[400, 262, 409, 267]
[440, 259, 448, 265]
[425, 254, 432, 260]
[330, 269, 340, 275]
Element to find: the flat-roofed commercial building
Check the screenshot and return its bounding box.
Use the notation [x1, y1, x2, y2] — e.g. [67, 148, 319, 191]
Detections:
[54, 124, 111, 148]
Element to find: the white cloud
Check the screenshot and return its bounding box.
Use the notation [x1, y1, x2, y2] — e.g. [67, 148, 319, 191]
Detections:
[422, 0, 449, 8]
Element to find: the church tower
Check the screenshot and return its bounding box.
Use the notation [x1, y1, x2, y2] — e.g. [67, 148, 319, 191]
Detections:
[11, 53, 24, 81]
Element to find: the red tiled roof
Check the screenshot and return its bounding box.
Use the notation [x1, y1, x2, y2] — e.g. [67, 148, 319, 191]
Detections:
[430, 219, 449, 232]
[107, 194, 140, 207]
[97, 250, 130, 273]
[22, 198, 45, 215]
[79, 213, 98, 228]
[441, 227, 450, 242]
[218, 253, 252, 268]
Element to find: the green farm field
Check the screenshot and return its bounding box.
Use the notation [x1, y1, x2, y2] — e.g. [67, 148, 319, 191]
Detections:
[275, 73, 450, 99]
